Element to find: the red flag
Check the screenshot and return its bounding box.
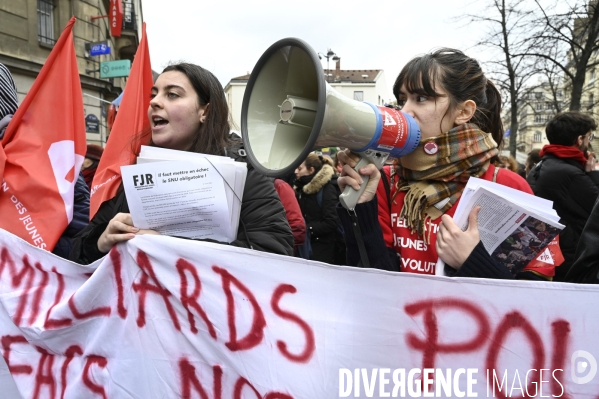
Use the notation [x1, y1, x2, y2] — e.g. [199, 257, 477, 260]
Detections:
[0, 17, 85, 250]
[90, 23, 152, 219]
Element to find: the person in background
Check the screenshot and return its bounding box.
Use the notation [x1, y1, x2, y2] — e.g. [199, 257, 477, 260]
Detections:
[82, 144, 104, 190]
[0, 63, 89, 258]
[566, 198, 599, 283]
[494, 155, 519, 173]
[273, 178, 306, 250]
[337, 48, 544, 279]
[525, 149, 541, 177]
[527, 111, 599, 281]
[70, 63, 293, 264]
[294, 153, 342, 264]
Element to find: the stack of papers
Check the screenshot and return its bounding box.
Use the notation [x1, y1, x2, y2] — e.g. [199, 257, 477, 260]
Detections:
[120, 146, 247, 243]
[435, 177, 564, 276]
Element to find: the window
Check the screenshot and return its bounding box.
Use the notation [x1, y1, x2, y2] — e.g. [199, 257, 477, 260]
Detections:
[534, 132, 542, 142]
[546, 102, 552, 110]
[353, 91, 364, 101]
[590, 93, 595, 106]
[536, 102, 543, 110]
[37, 0, 55, 46]
[535, 115, 542, 123]
[535, 92, 543, 100]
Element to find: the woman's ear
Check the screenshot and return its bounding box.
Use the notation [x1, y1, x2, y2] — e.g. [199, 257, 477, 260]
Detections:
[454, 99, 477, 125]
[199, 103, 210, 123]
[308, 167, 316, 175]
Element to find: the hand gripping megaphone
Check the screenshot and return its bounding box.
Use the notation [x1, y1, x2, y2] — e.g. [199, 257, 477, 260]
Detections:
[241, 38, 420, 210]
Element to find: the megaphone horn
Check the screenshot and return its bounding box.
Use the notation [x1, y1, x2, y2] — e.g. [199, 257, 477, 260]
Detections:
[241, 38, 421, 210]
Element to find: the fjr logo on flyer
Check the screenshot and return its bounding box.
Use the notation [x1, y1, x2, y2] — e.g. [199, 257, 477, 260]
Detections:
[132, 173, 154, 187]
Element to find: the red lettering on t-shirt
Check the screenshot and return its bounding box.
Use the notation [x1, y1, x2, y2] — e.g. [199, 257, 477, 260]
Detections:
[133, 250, 180, 330]
[271, 284, 315, 363]
[176, 258, 216, 338]
[213, 266, 266, 352]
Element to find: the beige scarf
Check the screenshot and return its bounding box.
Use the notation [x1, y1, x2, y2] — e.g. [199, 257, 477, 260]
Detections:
[393, 123, 498, 242]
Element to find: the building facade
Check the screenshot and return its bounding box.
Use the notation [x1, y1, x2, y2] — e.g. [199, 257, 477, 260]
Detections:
[0, 0, 143, 146]
[224, 61, 392, 133]
[503, 82, 565, 155]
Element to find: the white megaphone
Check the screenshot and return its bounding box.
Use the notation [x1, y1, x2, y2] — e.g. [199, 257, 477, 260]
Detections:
[241, 38, 421, 210]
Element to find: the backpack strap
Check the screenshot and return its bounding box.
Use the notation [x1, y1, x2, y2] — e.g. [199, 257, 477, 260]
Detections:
[380, 167, 392, 209]
[493, 165, 500, 183]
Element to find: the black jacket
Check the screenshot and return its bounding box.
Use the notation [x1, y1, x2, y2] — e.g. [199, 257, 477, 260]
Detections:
[527, 154, 599, 280]
[294, 164, 340, 264]
[52, 173, 90, 259]
[566, 198, 599, 283]
[69, 144, 294, 264]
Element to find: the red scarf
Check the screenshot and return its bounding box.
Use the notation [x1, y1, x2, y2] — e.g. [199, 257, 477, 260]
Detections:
[82, 167, 97, 190]
[540, 144, 587, 167]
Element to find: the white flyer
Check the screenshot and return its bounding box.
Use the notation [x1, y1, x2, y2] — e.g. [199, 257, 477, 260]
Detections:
[121, 158, 233, 242]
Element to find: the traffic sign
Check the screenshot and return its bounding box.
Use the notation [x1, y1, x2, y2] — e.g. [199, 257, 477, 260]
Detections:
[90, 42, 111, 56]
[100, 60, 131, 78]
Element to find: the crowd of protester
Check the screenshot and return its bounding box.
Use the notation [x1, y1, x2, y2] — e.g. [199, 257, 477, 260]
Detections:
[2, 46, 599, 284]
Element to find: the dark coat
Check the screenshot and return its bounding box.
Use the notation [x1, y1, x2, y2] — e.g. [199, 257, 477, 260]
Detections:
[52, 173, 90, 259]
[566, 198, 599, 283]
[69, 144, 294, 264]
[295, 164, 340, 264]
[526, 154, 599, 280]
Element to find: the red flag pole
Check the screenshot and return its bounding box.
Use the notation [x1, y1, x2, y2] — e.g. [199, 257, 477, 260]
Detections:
[89, 22, 152, 219]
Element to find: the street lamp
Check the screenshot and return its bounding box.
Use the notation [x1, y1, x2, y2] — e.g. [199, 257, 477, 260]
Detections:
[318, 48, 340, 83]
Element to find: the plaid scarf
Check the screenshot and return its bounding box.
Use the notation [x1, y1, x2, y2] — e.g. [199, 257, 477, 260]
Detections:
[393, 123, 498, 241]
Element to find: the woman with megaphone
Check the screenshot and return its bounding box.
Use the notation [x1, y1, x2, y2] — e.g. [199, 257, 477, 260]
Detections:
[337, 48, 550, 280]
[70, 63, 294, 264]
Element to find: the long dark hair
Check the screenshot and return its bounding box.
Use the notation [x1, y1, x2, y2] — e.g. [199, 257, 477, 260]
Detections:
[393, 48, 503, 148]
[160, 63, 232, 155]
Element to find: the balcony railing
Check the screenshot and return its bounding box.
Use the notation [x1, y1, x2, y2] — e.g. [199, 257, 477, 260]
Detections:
[123, 7, 136, 31]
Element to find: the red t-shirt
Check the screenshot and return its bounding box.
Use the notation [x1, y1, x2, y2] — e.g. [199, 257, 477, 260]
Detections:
[376, 164, 534, 275]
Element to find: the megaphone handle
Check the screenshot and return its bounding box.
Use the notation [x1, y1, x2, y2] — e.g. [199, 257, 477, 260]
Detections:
[339, 151, 388, 211]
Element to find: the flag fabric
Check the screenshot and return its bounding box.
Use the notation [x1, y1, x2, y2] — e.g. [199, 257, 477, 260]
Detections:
[0, 17, 85, 251]
[90, 22, 152, 220]
[523, 235, 565, 277]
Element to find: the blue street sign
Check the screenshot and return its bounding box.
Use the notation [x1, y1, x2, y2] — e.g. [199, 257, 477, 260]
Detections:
[90, 42, 111, 56]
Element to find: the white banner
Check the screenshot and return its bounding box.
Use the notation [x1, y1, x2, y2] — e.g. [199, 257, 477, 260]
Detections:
[0, 228, 598, 398]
